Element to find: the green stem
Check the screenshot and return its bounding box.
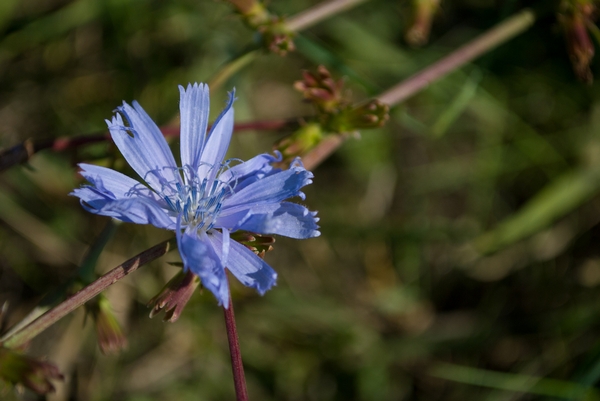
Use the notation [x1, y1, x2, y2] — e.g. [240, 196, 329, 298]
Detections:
[1, 238, 176, 349]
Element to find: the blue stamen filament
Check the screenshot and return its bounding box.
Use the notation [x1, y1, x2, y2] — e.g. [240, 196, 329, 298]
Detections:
[161, 170, 232, 233]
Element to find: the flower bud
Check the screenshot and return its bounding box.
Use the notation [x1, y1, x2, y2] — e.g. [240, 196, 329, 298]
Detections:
[147, 270, 200, 322]
[345, 99, 390, 129]
[86, 294, 128, 354]
[294, 66, 346, 113]
[559, 0, 597, 83]
[227, 0, 295, 55]
[405, 0, 441, 47]
[0, 347, 63, 394]
[274, 122, 324, 162]
[294, 66, 390, 134]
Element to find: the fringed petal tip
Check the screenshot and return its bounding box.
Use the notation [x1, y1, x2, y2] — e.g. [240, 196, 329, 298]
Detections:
[311, 210, 321, 222]
[106, 113, 125, 131]
[289, 162, 314, 187]
[179, 82, 209, 94]
[254, 270, 278, 295]
[227, 87, 237, 103]
[206, 233, 278, 298]
[289, 156, 307, 169]
[115, 102, 128, 116]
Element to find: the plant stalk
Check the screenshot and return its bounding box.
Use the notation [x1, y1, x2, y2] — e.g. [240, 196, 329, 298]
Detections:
[224, 293, 249, 401]
[378, 9, 536, 106]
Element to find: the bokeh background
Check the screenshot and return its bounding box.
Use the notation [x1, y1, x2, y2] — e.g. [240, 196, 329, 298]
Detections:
[2, 0, 600, 400]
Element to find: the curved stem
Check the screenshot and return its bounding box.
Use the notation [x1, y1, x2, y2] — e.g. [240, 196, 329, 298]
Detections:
[224, 293, 249, 401]
[1, 238, 176, 348]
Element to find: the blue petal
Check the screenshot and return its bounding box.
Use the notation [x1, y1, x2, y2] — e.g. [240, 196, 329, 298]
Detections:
[223, 166, 313, 212]
[221, 227, 230, 267]
[179, 83, 210, 173]
[179, 230, 230, 307]
[74, 195, 175, 229]
[219, 152, 281, 193]
[108, 104, 180, 192]
[197, 91, 235, 181]
[75, 163, 145, 199]
[217, 202, 320, 239]
[208, 231, 277, 295]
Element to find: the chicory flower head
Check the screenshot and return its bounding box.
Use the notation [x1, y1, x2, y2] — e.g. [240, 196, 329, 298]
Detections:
[72, 83, 320, 308]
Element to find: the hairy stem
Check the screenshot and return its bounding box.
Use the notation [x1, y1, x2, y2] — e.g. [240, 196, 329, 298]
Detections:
[1, 238, 176, 348]
[224, 294, 249, 401]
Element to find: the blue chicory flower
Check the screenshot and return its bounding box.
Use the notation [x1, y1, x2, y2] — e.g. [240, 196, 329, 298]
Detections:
[72, 83, 320, 308]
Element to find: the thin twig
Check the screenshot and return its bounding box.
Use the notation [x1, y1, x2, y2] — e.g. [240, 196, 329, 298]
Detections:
[286, 0, 370, 31]
[224, 293, 249, 401]
[1, 238, 176, 348]
[378, 8, 536, 106]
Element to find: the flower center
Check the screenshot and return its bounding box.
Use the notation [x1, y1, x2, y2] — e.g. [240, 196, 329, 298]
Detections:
[161, 163, 235, 232]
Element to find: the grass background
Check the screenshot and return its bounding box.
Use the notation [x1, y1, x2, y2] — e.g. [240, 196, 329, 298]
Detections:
[2, 0, 600, 400]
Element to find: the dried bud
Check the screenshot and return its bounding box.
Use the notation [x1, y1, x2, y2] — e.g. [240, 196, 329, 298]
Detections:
[260, 17, 295, 55]
[345, 99, 390, 129]
[0, 347, 63, 394]
[147, 270, 200, 322]
[86, 294, 128, 354]
[295, 66, 346, 113]
[228, 1, 295, 55]
[266, 30, 296, 55]
[559, 0, 597, 83]
[294, 66, 390, 136]
[405, 0, 441, 47]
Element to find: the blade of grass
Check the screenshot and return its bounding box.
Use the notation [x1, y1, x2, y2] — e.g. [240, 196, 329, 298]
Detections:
[430, 362, 600, 400]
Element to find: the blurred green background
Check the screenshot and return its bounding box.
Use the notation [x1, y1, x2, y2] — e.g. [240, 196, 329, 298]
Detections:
[3, 0, 600, 400]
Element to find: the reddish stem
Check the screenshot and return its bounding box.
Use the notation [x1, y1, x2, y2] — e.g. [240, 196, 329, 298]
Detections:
[224, 294, 249, 401]
[0, 119, 297, 173]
